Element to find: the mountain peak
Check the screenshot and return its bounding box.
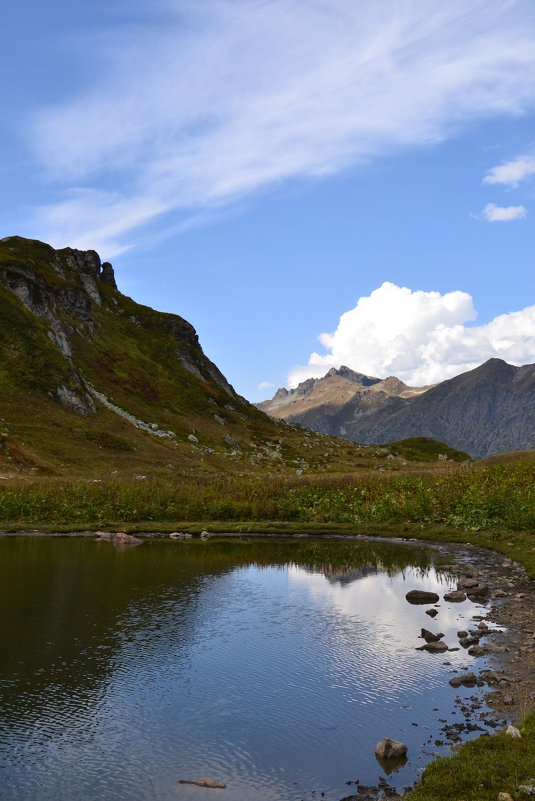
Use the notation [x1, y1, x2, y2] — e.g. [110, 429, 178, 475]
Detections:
[324, 365, 382, 386]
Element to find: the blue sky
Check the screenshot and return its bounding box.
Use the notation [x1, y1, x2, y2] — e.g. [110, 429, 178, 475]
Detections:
[2, 0, 535, 400]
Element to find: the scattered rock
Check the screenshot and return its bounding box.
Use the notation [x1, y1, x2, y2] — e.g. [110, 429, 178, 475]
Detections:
[457, 578, 480, 590]
[113, 532, 143, 548]
[178, 778, 226, 789]
[188, 434, 199, 444]
[420, 640, 448, 653]
[468, 645, 486, 657]
[420, 628, 445, 642]
[170, 532, 192, 540]
[498, 793, 514, 801]
[460, 635, 480, 648]
[505, 724, 522, 739]
[375, 738, 408, 759]
[449, 672, 477, 688]
[425, 608, 439, 618]
[406, 590, 440, 605]
[466, 584, 489, 598]
[444, 590, 467, 602]
[200, 530, 210, 540]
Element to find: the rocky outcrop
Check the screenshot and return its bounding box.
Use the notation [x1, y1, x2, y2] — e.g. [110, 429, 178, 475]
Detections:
[99, 261, 117, 289]
[0, 236, 237, 434]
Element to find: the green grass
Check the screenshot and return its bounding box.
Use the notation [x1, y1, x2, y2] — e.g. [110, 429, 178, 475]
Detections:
[388, 436, 471, 462]
[408, 715, 535, 801]
[1, 455, 535, 571]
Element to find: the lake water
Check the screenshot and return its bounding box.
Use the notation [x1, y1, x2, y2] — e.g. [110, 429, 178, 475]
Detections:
[0, 536, 496, 800]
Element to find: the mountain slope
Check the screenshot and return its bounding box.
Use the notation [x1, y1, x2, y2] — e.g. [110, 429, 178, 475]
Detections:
[260, 360, 535, 458]
[2, 236, 429, 480]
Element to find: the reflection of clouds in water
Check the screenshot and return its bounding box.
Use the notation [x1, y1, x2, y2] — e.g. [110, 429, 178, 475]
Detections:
[287, 565, 481, 684]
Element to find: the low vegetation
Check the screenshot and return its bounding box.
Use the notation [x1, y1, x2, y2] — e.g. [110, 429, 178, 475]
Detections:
[1, 451, 535, 570]
[408, 714, 535, 801]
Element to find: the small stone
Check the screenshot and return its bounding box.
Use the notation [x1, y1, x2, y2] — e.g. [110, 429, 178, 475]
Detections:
[188, 434, 199, 444]
[468, 645, 485, 657]
[426, 608, 439, 618]
[375, 738, 408, 759]
[112, 532, 143, 548]
[498, 793, 513, 801]
[444, 590, 467, 603]
[200, 530, 210, 540]
[178, 778, 226, 789]
[467, 584, 489, 598]
[406, 590, 440, 605]
[457, 578, 480, 590]
[421, 640, 448, 653]
[505, 724, 522, 739]
[421, 628, 444, 643]
[449, 672, 477, 688]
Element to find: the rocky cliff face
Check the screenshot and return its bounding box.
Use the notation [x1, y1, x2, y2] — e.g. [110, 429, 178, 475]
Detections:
[259, 360, 535, 458]
[0, 236, 234, 419]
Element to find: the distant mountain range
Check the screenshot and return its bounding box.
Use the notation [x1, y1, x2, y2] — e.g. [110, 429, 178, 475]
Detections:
[258, 360, 535, 458]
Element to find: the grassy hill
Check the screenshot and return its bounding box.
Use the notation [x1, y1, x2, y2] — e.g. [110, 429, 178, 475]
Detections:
[0, 235, 472, 484]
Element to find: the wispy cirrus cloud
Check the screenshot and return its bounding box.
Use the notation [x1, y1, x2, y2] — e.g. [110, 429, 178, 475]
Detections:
[289, 283, 535, 388]
[28, 0, 535, 255]
[481, 202, 527, 222]
[483, 151, 535, 187]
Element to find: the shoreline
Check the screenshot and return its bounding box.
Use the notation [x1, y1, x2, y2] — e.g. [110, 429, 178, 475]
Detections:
[4, 527, 534, 724]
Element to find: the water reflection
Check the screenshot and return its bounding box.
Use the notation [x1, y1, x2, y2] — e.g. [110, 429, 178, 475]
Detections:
[0, 537, 490, 801]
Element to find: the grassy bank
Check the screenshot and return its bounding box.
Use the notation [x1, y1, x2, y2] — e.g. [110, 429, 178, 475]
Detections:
[2, 456, 535, 528]
[408, 714, 535, 801]
[1, 455, 535, 569]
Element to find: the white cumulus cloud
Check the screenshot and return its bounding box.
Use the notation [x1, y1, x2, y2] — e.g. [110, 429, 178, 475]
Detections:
[288, 283, 535, 387]
[481, 203, 527, 222]
[27, 0, 535, 254]
[258, 381, 274, 391]
[483, 152, 535, 187]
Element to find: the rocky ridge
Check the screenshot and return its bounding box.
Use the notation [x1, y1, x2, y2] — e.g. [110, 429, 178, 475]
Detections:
[259, 360, 535, 458]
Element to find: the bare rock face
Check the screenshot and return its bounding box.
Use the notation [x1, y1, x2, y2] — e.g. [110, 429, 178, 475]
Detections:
[100, 261, 117, 289]
[375, 738, 408, 759]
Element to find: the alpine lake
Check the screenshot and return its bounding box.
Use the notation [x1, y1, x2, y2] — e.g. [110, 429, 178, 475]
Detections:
[0, 535, 507, 801]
